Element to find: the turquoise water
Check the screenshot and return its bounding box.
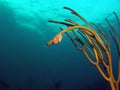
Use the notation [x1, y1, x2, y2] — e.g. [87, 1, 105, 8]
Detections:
[0, 0, 120, 90]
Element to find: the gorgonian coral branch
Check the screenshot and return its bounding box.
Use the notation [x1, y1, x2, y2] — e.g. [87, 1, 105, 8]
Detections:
[47, 7, 120, 90]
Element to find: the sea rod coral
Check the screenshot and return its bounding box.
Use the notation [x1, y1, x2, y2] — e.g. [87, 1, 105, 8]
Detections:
[47, 7, 120, 90]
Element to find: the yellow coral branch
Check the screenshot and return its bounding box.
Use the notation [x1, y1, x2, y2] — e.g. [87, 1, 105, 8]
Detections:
[47, 7, 120, 90]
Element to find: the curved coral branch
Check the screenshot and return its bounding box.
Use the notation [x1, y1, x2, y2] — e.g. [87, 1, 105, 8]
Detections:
[47, 7, 120, 90]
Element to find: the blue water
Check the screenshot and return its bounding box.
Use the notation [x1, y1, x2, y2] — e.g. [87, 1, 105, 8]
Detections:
[0, 0, 120, 90]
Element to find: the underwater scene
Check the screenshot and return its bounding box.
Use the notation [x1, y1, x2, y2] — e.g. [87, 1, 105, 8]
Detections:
[0, 0, 120, 90]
